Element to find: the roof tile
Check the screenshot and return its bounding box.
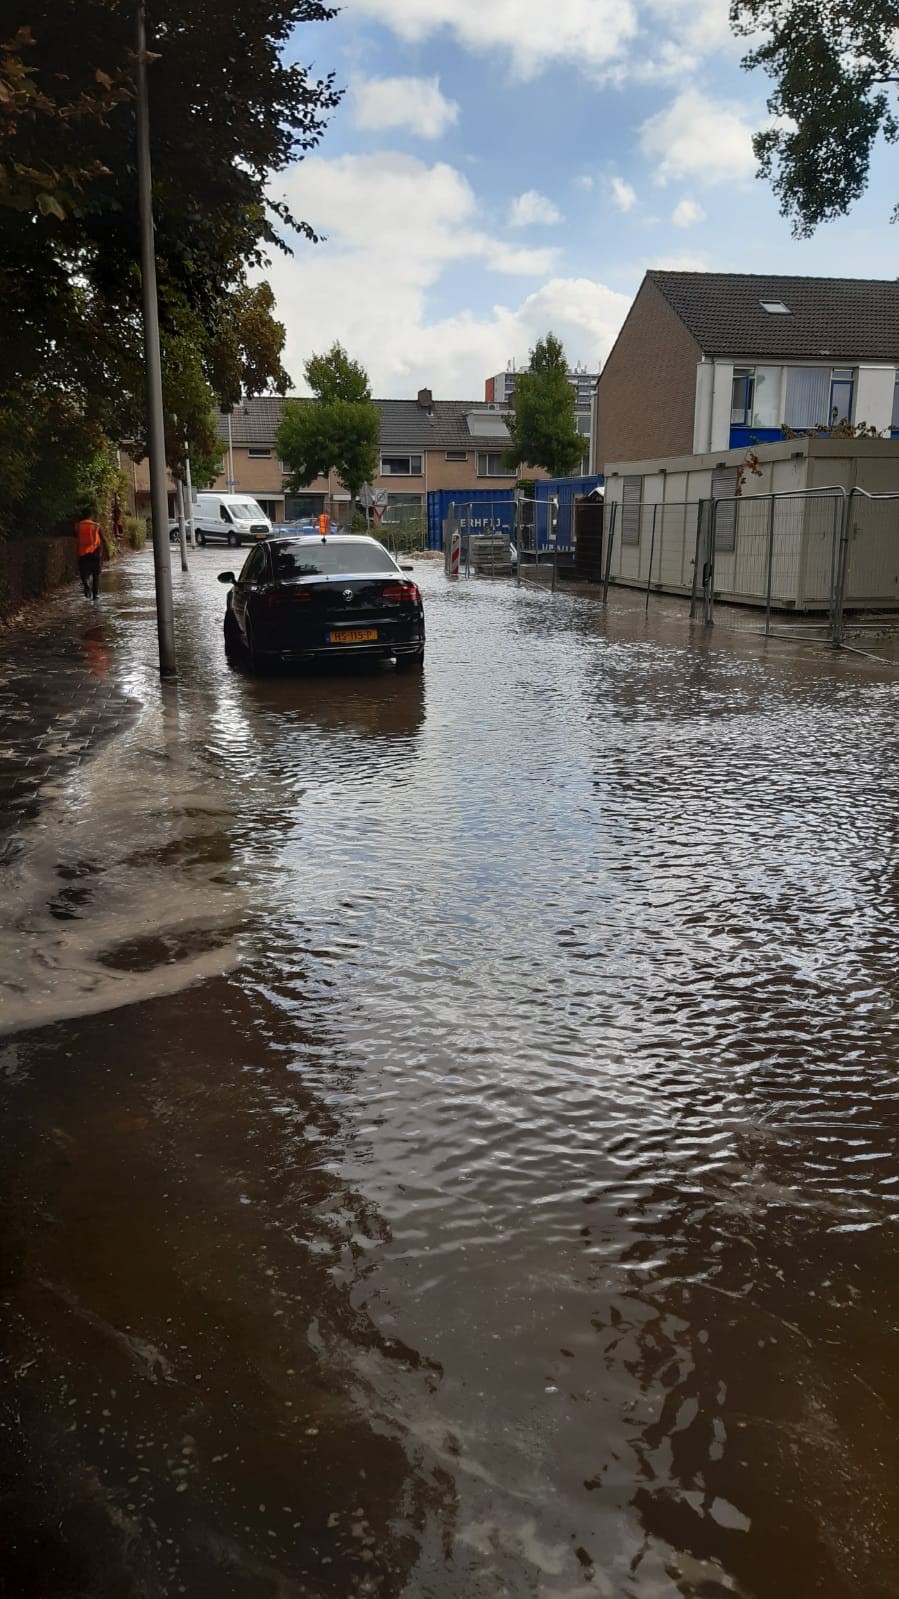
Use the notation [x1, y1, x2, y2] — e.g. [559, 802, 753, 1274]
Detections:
[216, 397, 511, 451]
[648, 271, 899, 361]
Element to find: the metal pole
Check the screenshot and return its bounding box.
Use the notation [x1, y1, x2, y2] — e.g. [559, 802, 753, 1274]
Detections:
[689, 502, 703, 621]
[764, 494, 776, 636]
[602, 501, 616, 604]
[551, 538, 557, 592]
[136, 0, 176, 676]
[227, 411, 235, 491]
[645, 503, 657, 615]
[176, 477, 188, 572]
[704, 498, 717, 626]
[832, 489, 852, 649]
[184, 444, 195, 545]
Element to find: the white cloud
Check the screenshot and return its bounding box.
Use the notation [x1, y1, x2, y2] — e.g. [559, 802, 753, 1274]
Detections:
[640, 89, 757, 185]
[347, 0, 639, 80]
[507, 189, 562, 227]
[346, 0, 742, 84]
[488, 243, 561, 274]
[647, 251, 710, 270]
[261, 152, 632, 397]
[671, 197, 705, 228]
[352, 75, 459, 140]
[611, 177, 637, 212]
[573, 175, 595, 191]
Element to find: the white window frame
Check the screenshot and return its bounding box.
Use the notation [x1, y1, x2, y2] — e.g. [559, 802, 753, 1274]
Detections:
[380, 454, 423, 476]
[247, 446, 272, 459]
[476, 451, 516, 477]
[445, 451, 468, 462]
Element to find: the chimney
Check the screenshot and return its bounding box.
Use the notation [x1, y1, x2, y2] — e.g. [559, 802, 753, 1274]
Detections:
[417, 387, 433, 411]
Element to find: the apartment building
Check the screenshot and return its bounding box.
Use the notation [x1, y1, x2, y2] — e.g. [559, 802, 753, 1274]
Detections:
[594, 271, 899, 473]
[129, 389, 546, 524]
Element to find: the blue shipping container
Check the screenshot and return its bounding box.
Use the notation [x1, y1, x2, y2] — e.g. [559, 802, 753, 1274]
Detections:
[533, 474, 604, 550]
[427, 488, 516, 551]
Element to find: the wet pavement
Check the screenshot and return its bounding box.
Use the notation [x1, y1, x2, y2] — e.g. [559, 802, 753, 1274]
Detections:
[2, 550, 899, 1598]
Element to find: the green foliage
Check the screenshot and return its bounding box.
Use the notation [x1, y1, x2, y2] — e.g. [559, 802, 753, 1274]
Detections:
[122, 515, 147, 551]
[502, 334, 584, 479]
[730, 0, 899, 233]
[0, 0, 341, 535]
[276, 344, 380, 503]
[305, 344, 373, 404]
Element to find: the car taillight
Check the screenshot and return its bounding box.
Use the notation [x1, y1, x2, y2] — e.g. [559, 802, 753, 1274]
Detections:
[264, 589, 310, 606]
[382, 582, 421, 604]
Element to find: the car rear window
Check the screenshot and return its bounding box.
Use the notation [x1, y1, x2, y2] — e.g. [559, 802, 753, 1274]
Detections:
[272, 541, 397, 578]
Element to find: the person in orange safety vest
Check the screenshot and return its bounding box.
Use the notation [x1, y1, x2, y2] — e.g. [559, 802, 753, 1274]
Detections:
[75, 508, 106, 600]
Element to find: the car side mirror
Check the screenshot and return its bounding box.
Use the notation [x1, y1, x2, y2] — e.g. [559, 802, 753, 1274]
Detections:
[400, 564, 414, 572]
[217, 571, 237, 584]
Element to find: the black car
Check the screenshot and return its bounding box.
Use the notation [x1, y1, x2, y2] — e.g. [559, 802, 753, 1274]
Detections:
[219, 533, 425, 670]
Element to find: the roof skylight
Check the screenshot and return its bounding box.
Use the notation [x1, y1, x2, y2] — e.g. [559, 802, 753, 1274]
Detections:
[760, 300, 791, 314]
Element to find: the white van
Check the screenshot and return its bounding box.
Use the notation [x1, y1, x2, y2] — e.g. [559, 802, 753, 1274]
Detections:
[193, 493, 271, 547]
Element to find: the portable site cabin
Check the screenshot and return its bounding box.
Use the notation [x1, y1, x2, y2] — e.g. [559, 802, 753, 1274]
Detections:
[602, 438, 899, 612]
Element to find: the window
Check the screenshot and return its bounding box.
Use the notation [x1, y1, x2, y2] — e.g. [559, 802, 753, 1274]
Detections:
[892, 375, 899, 433]
[620, 476, 642, 545]
[711, 468, 738, 553]
[239, 544, 268, 584]
[731, 369, 753, 426]
[732, 366, 781, 427]
[220, 504, 232, 522]
[830, 369, 854, 426]
[445, 451, 468, 462]
[272, 542, 396, 579]
[785, 367, 830, 428]
[380, 454, 422, 476]
[760, 300, 791, 314]
[476, 452, 515, 476]
[247, 447, 272, 458]
[751, 366, 781, 427]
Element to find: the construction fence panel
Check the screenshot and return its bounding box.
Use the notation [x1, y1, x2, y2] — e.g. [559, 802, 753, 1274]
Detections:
[842, 495, 899, 609]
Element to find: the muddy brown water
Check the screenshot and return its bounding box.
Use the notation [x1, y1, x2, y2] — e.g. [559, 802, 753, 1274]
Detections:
[2, 551, 899, 1597]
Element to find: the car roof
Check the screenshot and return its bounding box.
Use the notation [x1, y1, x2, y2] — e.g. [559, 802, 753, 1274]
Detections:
[268, 532, 386, 546]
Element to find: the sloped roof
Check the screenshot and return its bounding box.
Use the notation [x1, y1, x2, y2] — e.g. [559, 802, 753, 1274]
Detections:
[647, 271, 899, 361]
[216, 397, 511, 451]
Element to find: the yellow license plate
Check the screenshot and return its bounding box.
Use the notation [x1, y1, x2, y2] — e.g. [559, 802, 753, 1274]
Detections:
[328, 628, 377, 644]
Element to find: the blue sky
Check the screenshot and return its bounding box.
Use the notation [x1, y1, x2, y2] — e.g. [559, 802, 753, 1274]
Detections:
[259, 0, 898, 399]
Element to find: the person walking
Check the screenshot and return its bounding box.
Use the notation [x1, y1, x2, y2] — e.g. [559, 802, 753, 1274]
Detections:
[75, 508, 105, 600]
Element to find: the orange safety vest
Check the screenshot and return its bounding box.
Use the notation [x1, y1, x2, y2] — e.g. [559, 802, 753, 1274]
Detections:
[76, 518, 102, 557]
[318, 513, 329, 536]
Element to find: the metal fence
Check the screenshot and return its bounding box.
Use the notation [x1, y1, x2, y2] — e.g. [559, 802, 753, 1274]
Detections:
[600, 487, 899, 645]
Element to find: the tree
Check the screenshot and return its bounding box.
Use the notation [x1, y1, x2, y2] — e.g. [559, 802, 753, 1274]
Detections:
[730, 0, 899, 235]
[276, 344, 380, 506]
[502, 334, 584, 479]
[0, 1, 341, 534]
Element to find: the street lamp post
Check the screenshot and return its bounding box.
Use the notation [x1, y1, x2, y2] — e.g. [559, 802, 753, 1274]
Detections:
[135, 0, 177, 676]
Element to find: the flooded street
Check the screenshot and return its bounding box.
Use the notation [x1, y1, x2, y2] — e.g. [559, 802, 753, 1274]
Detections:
[3, 549, 899, 1598]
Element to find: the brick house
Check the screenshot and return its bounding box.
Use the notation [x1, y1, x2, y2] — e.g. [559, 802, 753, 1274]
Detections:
[593, 272, 899, 474]
[130, 389, 546, 524]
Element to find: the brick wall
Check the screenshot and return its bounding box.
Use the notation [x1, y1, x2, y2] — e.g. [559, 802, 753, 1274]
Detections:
[0, 536, 79, 622]
[594, 279, 700, 470]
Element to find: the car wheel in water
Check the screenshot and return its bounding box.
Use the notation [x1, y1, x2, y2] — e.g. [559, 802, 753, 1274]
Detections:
[224, 612, 242, 666]
[245, 616, 259, 672]
[227, 531, 239, 548]
[195, 530, 206, 547]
